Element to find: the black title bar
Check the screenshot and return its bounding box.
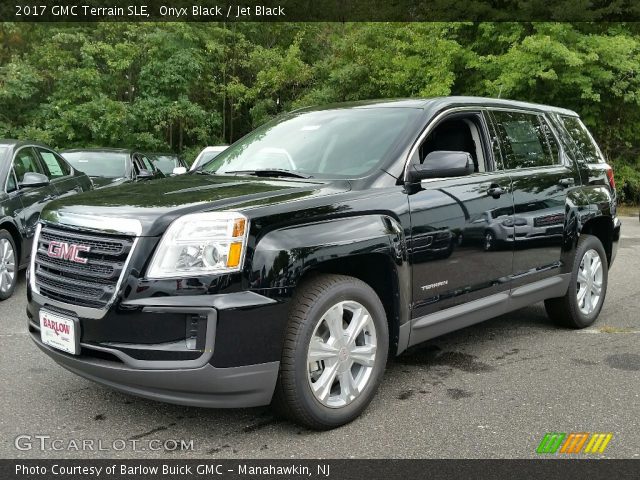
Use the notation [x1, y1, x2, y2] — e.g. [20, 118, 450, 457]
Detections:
[2, 459, 640, 480]
[3, 0, 640, 22]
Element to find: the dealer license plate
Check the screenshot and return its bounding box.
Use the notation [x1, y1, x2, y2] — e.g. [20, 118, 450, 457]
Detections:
[39, 310, 79, 355]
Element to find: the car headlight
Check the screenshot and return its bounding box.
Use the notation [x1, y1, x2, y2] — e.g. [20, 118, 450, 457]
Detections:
[147, 212, 248, 278]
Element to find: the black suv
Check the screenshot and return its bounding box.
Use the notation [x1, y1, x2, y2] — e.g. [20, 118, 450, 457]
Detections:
[27, 98, 620, 429]
[0, 140, 92, 300]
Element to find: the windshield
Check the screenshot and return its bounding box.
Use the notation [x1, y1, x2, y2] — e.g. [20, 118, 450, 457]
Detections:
[62, 151, 128, 178]
[202, 108, 421, 178]
[148, 155, 177, 174]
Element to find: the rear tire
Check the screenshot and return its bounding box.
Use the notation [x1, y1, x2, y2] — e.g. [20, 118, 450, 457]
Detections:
[0, 230, 18, 301]
[544, 234, 608, 329]
[272, 273, 388, 430]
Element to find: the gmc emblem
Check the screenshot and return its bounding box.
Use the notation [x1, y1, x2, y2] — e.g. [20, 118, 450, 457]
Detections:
[47, 241, 91, 264]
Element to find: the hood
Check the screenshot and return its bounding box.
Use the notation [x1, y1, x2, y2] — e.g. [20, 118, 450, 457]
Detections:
[42, 173, 350, 236]
[90, 176, 129, 189]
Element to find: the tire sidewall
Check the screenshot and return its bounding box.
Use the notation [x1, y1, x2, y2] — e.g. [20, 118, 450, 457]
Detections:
[290, 280, 388, 428]
[569, 235, 608, 327]
[0, 230, 18, 301]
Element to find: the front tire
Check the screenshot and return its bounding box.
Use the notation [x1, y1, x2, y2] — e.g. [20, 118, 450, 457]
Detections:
[0, 230, 18, 301]
[273, 273, 388, 430]
[545, 234, 608, 328]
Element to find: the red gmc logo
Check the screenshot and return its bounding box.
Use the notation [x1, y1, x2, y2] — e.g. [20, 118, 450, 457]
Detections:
[47, 241, 91, 264]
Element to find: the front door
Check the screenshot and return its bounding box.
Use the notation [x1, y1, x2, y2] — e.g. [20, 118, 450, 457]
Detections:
[407, 111, 515, 321]
[11, 146, 57, 258]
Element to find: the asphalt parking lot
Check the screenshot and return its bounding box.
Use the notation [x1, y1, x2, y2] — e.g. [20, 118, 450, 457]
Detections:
[1, 217, 638, 459]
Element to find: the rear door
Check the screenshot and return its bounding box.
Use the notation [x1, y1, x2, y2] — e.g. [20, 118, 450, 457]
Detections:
[487, 109, 581, 287]
[407, 110, 515, 321]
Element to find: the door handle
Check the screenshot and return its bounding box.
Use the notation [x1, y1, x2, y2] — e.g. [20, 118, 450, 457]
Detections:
[559, 177, 575, 187]
[487, 185, 506, 198]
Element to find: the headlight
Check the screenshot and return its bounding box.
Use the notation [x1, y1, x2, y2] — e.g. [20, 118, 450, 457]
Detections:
[147, 212, 248, 278]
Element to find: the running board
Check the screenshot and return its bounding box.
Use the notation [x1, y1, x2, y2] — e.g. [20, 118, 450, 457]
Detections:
[407, 274, 570, 348]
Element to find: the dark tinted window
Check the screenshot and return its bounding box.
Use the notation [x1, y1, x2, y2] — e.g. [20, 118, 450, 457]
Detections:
[539, 118, 560, 164]
[491, 111, 557, 169]
[37, 148, 71, 178]
[139, 154, 154, 171]
[559, 115, 605, 163]
[13, 147, 45, 183]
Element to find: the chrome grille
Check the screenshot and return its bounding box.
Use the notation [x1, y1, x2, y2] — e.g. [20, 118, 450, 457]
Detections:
[534, 213, 564, 228]
[34, 225, 135, 309]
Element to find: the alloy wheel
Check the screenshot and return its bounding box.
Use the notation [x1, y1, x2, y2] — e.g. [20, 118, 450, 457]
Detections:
[576, 248, 603, 315]
[0, 238, 16, 294]
[306, 300, 377, 408]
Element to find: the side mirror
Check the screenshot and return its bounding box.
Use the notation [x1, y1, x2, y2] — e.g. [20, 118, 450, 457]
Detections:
[407, 151, 474, 183]
[18, 172, 50, 189]
[172, 166, 187, 176]
[136, 169, 154, 181]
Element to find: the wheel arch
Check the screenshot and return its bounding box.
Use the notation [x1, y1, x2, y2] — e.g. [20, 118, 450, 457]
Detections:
[580, 215, 614, 267]
[249, 214, 411, 355]
[562, 187, 616, 271]
[0, 219, 22, 266]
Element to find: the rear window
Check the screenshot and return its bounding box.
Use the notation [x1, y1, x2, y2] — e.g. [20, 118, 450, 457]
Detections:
[62, 151, 128, 178]
[491, 111, 557, 169]
[558, 116, 605, 164]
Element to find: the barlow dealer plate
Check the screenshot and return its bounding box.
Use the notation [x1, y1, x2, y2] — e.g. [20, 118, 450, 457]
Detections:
[39, 310, 80, 355]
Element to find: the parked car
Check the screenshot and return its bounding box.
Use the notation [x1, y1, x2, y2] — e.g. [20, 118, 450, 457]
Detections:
[145, 152, 188, 176]
[189, 145, 229, 171]
[0, 140, 92, 300]
[61, 148, 164, 189]
[28, 97, 620, 429]
[464, 199, 565, 251]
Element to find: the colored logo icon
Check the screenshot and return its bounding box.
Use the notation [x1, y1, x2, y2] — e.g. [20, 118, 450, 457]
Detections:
[537, 433, 613, 454]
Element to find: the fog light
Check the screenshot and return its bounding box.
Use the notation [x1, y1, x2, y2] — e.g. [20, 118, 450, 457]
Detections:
[185, 314, 207, 351]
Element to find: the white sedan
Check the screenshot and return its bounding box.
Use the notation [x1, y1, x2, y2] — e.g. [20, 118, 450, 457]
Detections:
[189, 146, 229, 172]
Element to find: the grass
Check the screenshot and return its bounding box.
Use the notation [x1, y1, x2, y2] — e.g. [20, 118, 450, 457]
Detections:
[617, 204, 639, 217]
[598, 325, 636, 334]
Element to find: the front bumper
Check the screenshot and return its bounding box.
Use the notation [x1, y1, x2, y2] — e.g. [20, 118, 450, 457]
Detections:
[30, 331, 279, 408]
[28, 290, 286, 408]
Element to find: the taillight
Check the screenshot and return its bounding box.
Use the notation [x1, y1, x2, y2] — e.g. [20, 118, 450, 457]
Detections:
[606, 168, 615, 191]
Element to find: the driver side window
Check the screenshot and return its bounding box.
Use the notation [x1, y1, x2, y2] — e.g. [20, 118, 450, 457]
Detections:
[13, 147, 45, 183]
[419, 114, 487, 173]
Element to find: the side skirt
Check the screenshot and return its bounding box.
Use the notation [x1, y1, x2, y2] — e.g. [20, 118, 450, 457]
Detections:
[406, 274, 570, 349]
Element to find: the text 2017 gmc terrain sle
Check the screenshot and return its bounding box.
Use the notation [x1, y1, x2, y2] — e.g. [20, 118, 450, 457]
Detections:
[28, 97, 620, 429]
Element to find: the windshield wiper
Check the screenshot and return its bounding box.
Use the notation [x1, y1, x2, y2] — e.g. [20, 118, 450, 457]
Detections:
[221, 169, 312, 179]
